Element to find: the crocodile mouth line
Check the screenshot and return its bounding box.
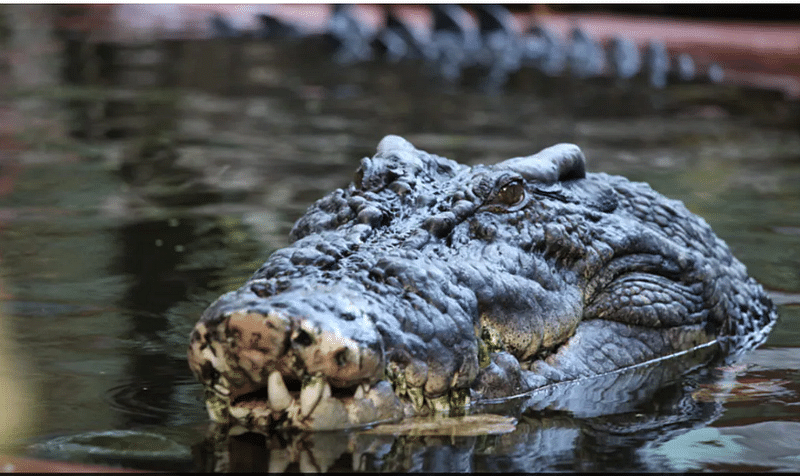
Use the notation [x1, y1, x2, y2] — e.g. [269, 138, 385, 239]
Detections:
[213, 372, 473, 432]
[189, 310, 480, 430]
[229, 373, 366, 411]
[198, 360, 472, 432]
[189, 312, 412, 431]
[221, 372, 381, 431]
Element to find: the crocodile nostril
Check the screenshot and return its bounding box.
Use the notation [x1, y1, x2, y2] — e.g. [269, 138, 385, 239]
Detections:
[334, 348, 349, 367]
[292, 329, 314, 347]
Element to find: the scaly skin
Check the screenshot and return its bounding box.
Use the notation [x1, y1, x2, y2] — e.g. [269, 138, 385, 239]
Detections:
[188, 135, 776, 431]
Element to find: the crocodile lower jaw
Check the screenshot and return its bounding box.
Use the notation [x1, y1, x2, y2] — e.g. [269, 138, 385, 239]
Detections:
[204, 376, 410, 431]
[203, 372, 478, 431]
[189, 313, 476, 431]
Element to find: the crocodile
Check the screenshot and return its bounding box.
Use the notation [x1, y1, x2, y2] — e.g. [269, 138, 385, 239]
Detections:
[229, 4, 723, 89]
[188, 135, 776, 432]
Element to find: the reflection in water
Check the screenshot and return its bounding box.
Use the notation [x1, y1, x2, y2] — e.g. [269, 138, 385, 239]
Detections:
[0, 280, 35, 452]
[0, 4, 799, 472]
[646, 420, 800, 472]
[29, 430, 192, 472]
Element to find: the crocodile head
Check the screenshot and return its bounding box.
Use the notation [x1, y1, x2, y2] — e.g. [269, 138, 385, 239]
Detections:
[188, 135, 775, 431]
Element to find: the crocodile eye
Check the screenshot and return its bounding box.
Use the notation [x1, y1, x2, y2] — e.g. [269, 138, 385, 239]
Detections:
[496, 180, 525, 206]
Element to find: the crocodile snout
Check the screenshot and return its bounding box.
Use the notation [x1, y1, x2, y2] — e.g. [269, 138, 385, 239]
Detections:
[187, 288, 402, 430]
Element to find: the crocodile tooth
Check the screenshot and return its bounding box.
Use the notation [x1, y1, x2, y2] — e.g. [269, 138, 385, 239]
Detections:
[428, 394, 450, 413]
[354, 383, 365, 400]
[213, 383, 230, 396]
[300, 377, 325, 418]
[408, 386, 425, 412]
[229, 406, 250, 420]
[268, 371, 292, 411]
[322, 381, 332, 399]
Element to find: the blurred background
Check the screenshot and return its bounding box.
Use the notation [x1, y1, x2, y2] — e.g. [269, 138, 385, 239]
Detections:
[0, 4, 799, 472]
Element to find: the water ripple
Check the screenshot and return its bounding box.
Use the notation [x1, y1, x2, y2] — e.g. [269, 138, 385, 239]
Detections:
[29, 430, 192, 471]
[104, 376, 206, 426]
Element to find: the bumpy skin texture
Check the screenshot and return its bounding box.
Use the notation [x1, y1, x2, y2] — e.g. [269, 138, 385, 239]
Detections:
[188, 136, 776, 431]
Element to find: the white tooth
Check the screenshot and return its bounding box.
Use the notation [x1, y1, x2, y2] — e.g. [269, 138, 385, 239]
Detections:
[322, 382, 332, 399]
[213, 384, 230, 396]
[408, 386, 424, 412]
[230, 406, 250, 419]
[429, 394, 450, 413]
[354, 384, 365, 400]
[268, 371, 292, 411]
[300, 377, 325, 418]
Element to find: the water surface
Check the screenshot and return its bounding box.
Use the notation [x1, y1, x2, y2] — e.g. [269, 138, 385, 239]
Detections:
[1, 35, 799, 472]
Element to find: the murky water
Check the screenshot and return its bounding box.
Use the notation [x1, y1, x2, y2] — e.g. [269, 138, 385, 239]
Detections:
[1, 30, 800, 471]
